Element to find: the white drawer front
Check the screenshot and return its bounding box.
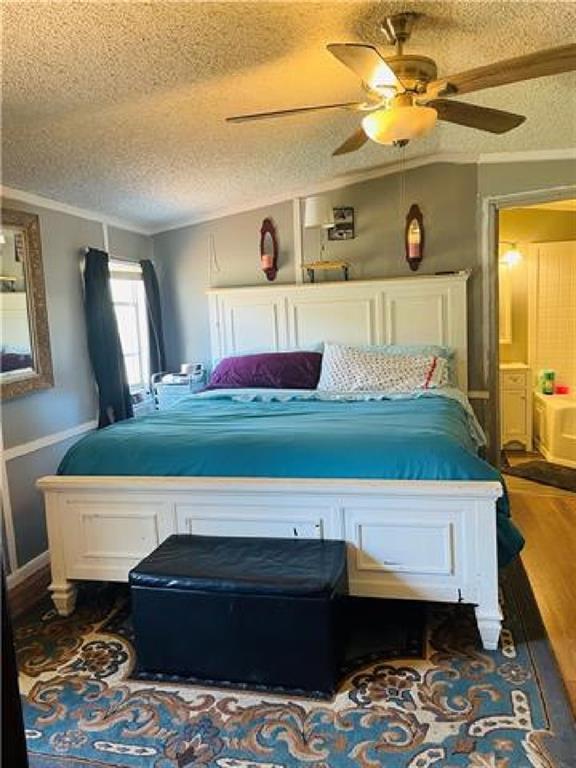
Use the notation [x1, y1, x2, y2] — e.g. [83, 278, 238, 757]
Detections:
[176, 503, 337, 541]
[342, 502, 473, 602]
[64, 499, 175, 580]
[500, 371, 527, 390]
[354, 521, 453, 575]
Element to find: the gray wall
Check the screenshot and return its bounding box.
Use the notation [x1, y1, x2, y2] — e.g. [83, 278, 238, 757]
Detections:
[303, 163, 482, 387]
[154, 164, 483, 383]
[478, 159, 576, 199]
[302, 163, 477, 281]
[2, 203, 103, 447]
[154, 200, 294, 369]
[6, 435, 81, 565]
[1, 199, 152, 571]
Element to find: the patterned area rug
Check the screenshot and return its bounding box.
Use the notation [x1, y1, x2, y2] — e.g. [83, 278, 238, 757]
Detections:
[16, 563, 575, 768]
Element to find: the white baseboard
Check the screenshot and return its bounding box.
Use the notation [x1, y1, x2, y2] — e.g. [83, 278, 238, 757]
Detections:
[6, 549, 50, 590]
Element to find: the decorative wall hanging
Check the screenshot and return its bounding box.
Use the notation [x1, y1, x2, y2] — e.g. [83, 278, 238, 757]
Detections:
[260, 218, 278, 281]
[405, 204, 424, 271]
[328, 207, 355, 240]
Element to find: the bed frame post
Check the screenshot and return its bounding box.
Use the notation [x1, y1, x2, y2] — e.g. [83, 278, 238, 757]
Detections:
[474, 498, 502, 650]
[45, 490, 77, 616]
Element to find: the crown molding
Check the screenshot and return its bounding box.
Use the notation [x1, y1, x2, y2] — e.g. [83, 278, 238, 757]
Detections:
[0, 185, 151, 235]
[478, 148, 576, 164]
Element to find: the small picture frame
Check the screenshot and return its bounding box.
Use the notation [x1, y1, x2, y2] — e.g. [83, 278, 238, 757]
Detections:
[328, 207, 355, 240]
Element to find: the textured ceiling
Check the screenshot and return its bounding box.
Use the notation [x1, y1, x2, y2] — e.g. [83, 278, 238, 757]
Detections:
[2, 1, 576, 231]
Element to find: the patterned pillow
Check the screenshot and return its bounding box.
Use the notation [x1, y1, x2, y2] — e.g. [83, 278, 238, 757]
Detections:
[317, 343, 448, 393]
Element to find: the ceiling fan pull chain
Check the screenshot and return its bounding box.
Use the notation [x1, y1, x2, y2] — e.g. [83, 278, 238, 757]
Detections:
[400, 146, 407, 254]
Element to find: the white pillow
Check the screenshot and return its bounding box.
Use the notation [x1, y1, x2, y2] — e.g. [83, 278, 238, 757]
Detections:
[317, 343, 448, 393]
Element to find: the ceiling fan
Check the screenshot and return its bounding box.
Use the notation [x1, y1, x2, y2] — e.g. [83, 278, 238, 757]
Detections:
[226, 12, 576, 155]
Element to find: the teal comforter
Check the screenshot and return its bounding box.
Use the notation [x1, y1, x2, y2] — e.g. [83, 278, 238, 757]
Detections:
[58, 389, 523, 565]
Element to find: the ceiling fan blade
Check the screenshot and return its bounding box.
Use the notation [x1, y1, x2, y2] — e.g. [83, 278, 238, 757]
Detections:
[426, 44, 576, 98]
[327, 43, 401, 91]
[333, 128, 369, 156]
[429, 99, 526, 134]
[226, 101, 364, 123]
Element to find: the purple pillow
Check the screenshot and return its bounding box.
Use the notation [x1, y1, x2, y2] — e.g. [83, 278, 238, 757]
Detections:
[205, 351, 322, 391]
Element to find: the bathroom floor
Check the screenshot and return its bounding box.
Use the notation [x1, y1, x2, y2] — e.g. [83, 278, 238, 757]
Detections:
[505, 452, 576, 713]
[503, 450, 575, 496]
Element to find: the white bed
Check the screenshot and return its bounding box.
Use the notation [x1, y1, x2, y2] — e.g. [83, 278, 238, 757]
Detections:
[38, 271, 504, 650]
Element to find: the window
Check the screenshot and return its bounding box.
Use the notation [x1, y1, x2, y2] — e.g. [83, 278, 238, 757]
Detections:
[109, 261, 150, 394]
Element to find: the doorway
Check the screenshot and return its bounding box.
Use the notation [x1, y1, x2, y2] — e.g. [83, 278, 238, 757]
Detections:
[493, 197, 576, 713]
[497, 200, 576, 473]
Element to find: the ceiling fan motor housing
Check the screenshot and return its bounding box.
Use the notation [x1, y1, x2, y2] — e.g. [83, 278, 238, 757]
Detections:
[386, 55, 438, 92]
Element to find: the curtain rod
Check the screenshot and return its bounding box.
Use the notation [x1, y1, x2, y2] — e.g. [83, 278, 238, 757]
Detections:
[83, 248, 142, 272]
[84, 247, 138, 262]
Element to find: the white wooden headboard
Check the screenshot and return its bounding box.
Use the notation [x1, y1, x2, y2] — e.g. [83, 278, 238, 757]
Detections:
[207, 271, 470, 390]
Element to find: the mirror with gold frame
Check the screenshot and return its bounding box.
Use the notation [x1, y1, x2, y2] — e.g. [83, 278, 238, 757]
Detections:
[0, 207, 53, 399]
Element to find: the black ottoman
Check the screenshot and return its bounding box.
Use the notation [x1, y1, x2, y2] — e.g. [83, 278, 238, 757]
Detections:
[129, 534, 348, 696]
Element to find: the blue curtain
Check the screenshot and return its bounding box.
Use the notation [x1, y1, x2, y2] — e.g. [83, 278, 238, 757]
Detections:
[140, 259, 166, 376]
[84, 248, 133, 427]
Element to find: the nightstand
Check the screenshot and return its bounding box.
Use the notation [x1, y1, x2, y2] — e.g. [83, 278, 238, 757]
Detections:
[152, 373, 206, 410]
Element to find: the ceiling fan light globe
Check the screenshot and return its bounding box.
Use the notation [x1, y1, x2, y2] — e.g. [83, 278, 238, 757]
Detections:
[361, 105, 437, 144]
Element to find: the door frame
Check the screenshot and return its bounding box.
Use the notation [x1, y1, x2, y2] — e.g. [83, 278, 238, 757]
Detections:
[480, 184, 576, 466]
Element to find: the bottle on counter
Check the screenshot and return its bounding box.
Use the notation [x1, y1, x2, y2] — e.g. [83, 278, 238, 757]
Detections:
[541, 369, 555, 395]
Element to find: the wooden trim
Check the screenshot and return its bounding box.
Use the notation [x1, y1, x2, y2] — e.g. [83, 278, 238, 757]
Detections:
[478, 148, 576, 164]
[207, 269, 470, 294]
[3, 420, 98, 463]
[292, 198, 304, 284]
[38, 474, 502, 496]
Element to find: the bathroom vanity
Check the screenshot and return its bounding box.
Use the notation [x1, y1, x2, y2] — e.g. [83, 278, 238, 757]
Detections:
[500, 363, 533, 451]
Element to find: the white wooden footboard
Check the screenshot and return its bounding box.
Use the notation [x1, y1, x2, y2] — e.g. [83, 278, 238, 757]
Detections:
[38, 476, 503, 650]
